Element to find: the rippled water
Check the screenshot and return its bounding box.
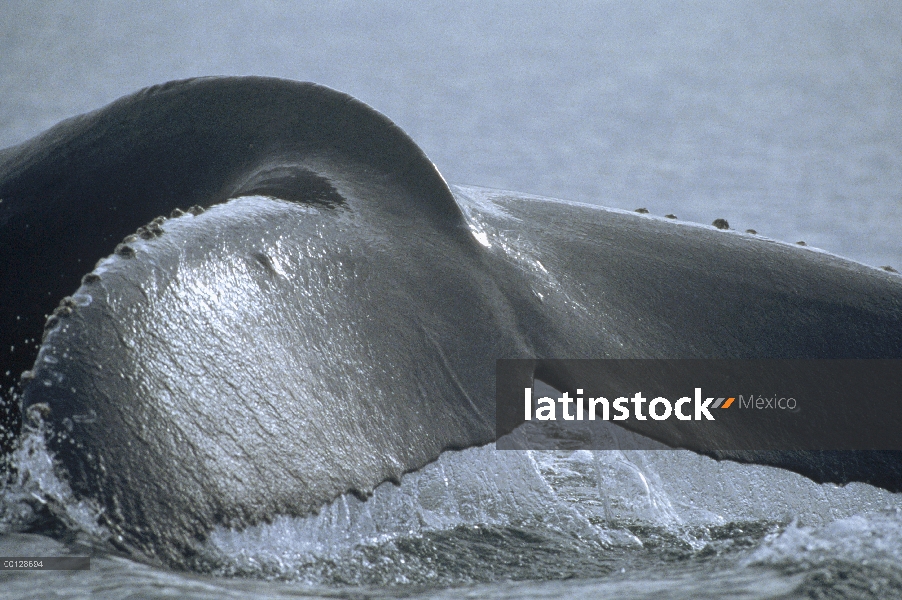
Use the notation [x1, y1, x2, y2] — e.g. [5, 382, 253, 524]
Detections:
[4, 433, 902, 598]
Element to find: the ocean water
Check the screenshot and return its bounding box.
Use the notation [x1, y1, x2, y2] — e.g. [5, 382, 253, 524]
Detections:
[2, 1, 900, 269]
[2, 1, 902, 598]
[4, 426, 902, 599]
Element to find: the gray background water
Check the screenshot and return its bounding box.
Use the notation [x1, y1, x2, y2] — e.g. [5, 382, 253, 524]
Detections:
[2, 0, 900, 268]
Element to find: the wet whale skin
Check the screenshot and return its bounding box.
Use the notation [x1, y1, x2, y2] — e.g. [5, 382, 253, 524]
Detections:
[1, 77, 901, 566]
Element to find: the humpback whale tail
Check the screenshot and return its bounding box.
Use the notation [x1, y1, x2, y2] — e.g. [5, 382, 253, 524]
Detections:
[1, 77, 512, 564]
[0, 76, 473, 460]
[1, 77, 901, 566]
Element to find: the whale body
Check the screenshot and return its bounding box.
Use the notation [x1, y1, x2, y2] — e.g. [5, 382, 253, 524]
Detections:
[1, 77, 901, 566]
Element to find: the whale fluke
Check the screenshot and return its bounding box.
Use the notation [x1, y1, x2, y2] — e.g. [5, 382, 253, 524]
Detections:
[0, 76, 468, 461]
[1, 77, 901, 566]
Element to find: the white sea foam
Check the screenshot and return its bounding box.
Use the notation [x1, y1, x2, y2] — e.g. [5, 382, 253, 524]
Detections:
[0, 428, 106, 539]
[198, 433, 902, 582]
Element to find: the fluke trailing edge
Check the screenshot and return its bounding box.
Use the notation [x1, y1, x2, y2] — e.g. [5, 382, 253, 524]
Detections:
[1, 77, 901, 566]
